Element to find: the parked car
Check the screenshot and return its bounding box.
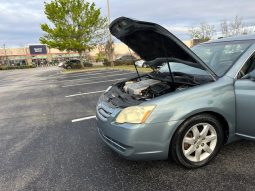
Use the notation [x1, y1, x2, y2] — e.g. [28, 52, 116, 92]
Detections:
[116, 55, 137, 61]
[114, 55, 137, 65]
[58, 61, 65, 67]
[63, 59, 92, 69]
[135, 60, 149, 67]
[96, 17, 255, 168]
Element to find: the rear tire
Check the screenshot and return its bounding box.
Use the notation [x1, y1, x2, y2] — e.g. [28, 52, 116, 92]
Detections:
[170, 114, 224, 168]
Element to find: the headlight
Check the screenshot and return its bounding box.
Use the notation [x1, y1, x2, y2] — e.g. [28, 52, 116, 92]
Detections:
[115, 105, 156, 124]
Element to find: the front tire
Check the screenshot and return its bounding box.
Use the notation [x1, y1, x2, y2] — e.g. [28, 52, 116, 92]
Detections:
[171, 114, 224, 168]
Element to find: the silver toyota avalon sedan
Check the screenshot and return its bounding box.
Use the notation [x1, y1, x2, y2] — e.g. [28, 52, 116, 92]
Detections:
[96, 17, 255, 168]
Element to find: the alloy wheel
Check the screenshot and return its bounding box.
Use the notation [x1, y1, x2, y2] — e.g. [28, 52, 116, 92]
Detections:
[182, 123, 217, 162]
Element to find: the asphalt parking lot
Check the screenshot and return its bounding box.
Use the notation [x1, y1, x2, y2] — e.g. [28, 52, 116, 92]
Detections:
[1, 67, 255, 191]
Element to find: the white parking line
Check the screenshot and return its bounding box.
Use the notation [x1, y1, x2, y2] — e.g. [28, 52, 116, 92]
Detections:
[65, 90, 105, 97]
[61, 78, 127, 87]
[60, 72, 133, 82]
[62, 70, 108, 75]
[60, 70, 122, 79]
[72, 115, 96, 122]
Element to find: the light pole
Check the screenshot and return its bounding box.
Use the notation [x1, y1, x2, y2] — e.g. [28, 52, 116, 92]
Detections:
[107, 0, 114, 66]
[3, 44, 8, 65]
[107, 0, 112, 44]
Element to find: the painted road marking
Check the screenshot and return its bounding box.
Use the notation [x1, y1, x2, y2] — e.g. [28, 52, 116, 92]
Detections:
[61, 78, 127, 87]
[72, 115, 96, 122]
[65, 90, 105, 98]
[47, 70, 123, 80]
[60, 70, 123, 79]
[60, 72, 133, 82]
[62, 70, 110, 75]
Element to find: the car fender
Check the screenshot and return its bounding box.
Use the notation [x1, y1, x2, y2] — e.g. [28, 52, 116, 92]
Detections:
[142, 76, 236, 142]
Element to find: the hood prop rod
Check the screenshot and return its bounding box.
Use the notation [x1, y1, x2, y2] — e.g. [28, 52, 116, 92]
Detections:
[128, 48, 141, 81]
[167, 61, 176, 91]
[161, 37, 176, 90]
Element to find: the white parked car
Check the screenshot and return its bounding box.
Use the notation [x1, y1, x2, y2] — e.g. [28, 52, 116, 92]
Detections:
[135, 60, 146, 67]
[58, 61, 65, 67]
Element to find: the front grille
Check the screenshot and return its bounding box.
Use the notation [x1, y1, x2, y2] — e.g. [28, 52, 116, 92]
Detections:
[98, 108, 111, 118]
[97, 102, 114, 121]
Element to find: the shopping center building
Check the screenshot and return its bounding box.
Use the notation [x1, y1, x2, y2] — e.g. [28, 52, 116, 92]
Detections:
[0, 45, 79, 65]
[0, 40, 196, 65]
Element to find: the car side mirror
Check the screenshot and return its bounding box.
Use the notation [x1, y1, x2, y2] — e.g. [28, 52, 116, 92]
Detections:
[242, 69, 255, 81]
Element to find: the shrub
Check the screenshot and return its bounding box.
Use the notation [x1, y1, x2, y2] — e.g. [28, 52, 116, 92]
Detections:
[114, 60, 134, 66]
[0, 65, 36, 70]
[103, 61, 111, 66]
[83, 61, 93, 67]
[95, 52, 107, 62]
[69, 63, 83, 69]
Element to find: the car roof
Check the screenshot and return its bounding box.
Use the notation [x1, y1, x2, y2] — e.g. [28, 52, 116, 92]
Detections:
[202, 34, 255, 44]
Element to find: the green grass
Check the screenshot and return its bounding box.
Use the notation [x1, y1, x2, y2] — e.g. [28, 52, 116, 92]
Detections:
[62, 65, 153, 74]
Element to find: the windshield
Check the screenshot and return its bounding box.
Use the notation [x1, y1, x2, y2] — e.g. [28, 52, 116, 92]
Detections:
[191, 41, 252, 76]
[159, 62, 208, 76]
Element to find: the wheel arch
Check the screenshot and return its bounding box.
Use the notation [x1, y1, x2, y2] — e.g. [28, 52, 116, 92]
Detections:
[201, 111, 229, 144]
[169, 111, 229, 167]
[170, 110, 230, 151]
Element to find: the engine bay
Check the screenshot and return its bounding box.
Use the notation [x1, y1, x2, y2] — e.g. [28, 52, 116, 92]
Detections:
[102, 66, 214, 108]
[123, 78, 173, 99]
[121, 76, 191, 100]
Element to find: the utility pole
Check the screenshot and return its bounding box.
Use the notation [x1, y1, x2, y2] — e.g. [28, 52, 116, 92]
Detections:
[107, 0, 112, 44]
[3, 44, 8, 65]
[107, 0, 114, 66]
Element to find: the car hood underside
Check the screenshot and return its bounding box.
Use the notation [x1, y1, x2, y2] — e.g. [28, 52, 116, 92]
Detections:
[110, 17, 217, 78]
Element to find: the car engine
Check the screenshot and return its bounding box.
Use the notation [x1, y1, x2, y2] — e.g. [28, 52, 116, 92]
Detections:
[105, 70, 213, 107]
[105, 74, 209, 107]
[121, 77, 175, 100]
[123, 79, 161, 95]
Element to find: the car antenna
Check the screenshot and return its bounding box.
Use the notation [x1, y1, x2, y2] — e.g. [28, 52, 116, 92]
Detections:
[128, 48, 141, 81]
[161, 37, 176, 90]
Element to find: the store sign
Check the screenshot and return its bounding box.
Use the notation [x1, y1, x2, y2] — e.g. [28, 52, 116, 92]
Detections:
[29, 45, 47, 55]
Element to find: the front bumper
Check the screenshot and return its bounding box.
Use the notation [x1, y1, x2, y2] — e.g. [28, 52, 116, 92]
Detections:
[96, 98, 182, 160]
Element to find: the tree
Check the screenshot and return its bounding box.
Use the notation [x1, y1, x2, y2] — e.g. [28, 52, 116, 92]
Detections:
[40, 0, 108, 67]
[220, 16, 253, 37]
[104, 40, 114, 62]
[96, 40, 114, 62]
[189, 22, 215, 41]
[230, 16, 245, 36]
[220, 19, 229, 37]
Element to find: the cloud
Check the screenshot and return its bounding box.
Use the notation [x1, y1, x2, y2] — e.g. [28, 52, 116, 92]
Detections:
[0, 0, 254, 47]
[0, 1, 46, 47]
[99, 0, 255, 23]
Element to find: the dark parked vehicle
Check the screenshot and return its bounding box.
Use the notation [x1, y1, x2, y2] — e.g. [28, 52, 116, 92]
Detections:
[63, 59, 92, 69]
[114, 55, 137, 65]
[116, 55, 137, 61]
[96, 17, 255, 168]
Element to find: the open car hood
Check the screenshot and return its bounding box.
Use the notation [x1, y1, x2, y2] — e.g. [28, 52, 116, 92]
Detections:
[110, 17, 217, 79]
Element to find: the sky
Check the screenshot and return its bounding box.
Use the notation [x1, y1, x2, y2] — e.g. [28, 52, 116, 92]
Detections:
[0, 0, 255, 48]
